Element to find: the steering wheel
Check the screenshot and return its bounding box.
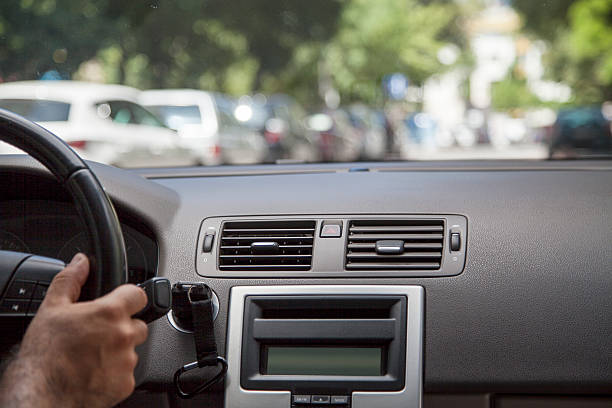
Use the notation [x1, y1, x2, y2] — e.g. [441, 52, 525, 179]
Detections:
[0, 108, 126, 302]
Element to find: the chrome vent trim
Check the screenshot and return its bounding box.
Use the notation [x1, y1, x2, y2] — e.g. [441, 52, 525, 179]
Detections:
[346, 219, 444, 270]
[219, 220, 315, 271]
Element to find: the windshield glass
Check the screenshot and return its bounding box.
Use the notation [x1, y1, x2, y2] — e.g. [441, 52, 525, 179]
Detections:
[0, 0, 611, 166]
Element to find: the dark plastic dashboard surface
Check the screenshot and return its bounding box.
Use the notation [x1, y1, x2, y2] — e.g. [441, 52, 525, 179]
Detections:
[1, 156, 611, 400]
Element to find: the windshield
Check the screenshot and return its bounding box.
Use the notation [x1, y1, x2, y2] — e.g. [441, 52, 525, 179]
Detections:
[0, 0, 611, 166]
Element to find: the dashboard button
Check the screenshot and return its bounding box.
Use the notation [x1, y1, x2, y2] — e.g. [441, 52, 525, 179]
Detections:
[292, 395, 311, 404]
[320, 221, 342, 238]
[33, 283, 49, 300]
[311, 395, 331, 404]
[202, 230, 215, 252]
[0, 299, 30, 315]
[450, 232, 461, 251]
[331, 396, 349, 404]
[6, 280, 35, 299]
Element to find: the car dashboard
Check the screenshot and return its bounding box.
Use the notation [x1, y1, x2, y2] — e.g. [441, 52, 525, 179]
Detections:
[0, 157, 611, 408]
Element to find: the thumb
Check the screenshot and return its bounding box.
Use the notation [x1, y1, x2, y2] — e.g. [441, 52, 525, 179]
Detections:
[44, 253, 90, 306]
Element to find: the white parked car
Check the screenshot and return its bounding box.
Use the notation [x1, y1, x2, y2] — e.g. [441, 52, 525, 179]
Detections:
[140, 89, 268, 165]
[0, 81, 196, 167]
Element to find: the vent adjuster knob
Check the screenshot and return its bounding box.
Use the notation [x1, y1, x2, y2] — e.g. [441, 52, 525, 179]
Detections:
[375, 240, 405, 255]
[250, 241, 280, 254]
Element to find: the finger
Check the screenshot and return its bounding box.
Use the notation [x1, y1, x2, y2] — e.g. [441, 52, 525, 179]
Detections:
[102, 284, 148, 316]
[130, 318, 149, 346]
[44, 253, 90, 305]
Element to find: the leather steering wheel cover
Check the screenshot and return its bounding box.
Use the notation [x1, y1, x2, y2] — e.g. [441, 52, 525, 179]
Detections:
[0, 108, 127, 298]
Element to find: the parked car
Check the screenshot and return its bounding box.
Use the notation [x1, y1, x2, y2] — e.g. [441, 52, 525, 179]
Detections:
[306, 109, 363, 162]
[0, 81, 195, 167]
[140, 89, 221, 165]
[549, 106, 612, 158]
[346, 104, 387, 160]
[227, 94, 320, 163]
[144, 90, 267, 165]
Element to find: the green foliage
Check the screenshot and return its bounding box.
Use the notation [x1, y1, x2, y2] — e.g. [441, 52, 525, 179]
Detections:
[8, 0, 608, 109]
[491, 76, 539, 111]
[512, 0, 574, 40]
[0, 0, 119, 80]
[514, 0, 612, 104]
[568, 0, 612, 97]
[322, 0, 458, 104]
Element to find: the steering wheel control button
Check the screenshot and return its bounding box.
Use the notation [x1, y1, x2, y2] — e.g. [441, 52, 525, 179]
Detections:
[320, 220, 342, 238]
[202, 230, 215, 253]
[0, 299, 30, 315]
[292, 395, 311, 404]
[6, 280, 36, 299]
[33, 283, 49, 300]
[311, 395, 331, 404]
[330, 396, 350, 404]
[450, 232, 461, 252]
[27, 300, 42, 316]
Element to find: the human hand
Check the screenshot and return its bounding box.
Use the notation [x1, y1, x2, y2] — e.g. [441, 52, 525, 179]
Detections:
[0, 253, 148, 408]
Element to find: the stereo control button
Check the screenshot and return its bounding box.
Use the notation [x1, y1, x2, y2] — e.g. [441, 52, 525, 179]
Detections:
[33, 283, 49, 300]
[311, 395, 331, 404]
[6, 280, 35, 299]
[331, 396, 349, 404]
[0, 299, 30, 315]
[28, 300, 42, 316]
[292, 395, 311, 404]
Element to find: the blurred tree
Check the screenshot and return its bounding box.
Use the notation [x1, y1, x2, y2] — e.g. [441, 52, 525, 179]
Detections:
[0, 0, 467, 107]
[491, 75, 539, 111]
[514, 0, 612, 104]
[512, 0, 573, 40]
[321, 0, 459, 104]
[566, 0, 612, 101]
[0, 0, 120, 81]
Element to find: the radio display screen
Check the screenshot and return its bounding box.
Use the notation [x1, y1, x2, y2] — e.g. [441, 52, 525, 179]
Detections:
[264, 346, 383, 376]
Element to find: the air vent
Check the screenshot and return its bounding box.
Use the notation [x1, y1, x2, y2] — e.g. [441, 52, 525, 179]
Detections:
[346, 219, 444, 270]
[219, 220, 315, 271]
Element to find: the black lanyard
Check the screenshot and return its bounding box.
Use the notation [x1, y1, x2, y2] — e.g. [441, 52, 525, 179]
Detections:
[172, 283, 227, 399]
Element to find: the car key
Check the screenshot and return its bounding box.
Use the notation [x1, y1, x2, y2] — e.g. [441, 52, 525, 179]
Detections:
[133, 277, 172, 323]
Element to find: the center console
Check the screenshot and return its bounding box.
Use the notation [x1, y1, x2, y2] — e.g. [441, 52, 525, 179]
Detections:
[224, 285, 424, 408]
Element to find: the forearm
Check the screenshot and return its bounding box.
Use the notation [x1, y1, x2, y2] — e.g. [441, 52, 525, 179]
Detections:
[0, 356, 64, 408]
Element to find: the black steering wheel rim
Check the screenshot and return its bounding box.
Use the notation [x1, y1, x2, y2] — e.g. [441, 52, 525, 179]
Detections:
[0, 108, 127, 299]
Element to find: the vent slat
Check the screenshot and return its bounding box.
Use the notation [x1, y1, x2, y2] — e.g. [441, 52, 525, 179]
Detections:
[221, 236, 313, 241]
[220, 254, 312, 259]
[347, 252, 442, 259]
[221, 245, 312, 250]
[349, 233, 443, 241]
[218, 264, 311, 270]
[349, 225, 443, 232]
[346, 262, 441, 270]
[347, 242, 443, 250]
[346, 219, 444, 271]
[223, 228, 314, 233]
[219, 220, 315, 271]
